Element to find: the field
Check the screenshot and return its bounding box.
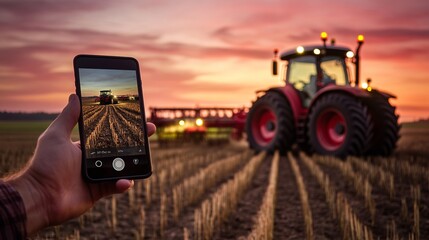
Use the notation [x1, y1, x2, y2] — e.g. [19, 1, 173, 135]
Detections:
[0, 121, 428, 239]
[82, 102, 145, 154]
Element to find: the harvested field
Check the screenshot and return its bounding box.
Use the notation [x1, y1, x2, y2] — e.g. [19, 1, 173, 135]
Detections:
[82, 102, 145, 152]
[0, 122, 428, 239]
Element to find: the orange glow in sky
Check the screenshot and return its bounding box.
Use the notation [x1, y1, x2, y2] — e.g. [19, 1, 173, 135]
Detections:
[0, 1, 428, 122]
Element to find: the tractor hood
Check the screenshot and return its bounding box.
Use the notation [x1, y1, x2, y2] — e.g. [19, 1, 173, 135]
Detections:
[311, 84, 397, 108]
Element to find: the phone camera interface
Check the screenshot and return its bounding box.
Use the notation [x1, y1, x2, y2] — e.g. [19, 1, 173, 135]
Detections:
[79, 68, 146, 160]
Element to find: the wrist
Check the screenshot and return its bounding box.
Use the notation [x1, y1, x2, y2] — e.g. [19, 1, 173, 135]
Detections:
[9, 172, 50, 235]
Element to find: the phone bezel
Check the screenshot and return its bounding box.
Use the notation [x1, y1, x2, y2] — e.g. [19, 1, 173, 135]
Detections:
[74, 54, 152, 182]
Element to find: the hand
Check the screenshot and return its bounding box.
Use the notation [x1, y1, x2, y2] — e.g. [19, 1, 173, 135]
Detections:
[9, 94, 156, 235]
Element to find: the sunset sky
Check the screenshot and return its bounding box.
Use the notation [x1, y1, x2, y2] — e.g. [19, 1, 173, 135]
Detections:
[0, 0, 428, 122]
[79, 69, 138, 97]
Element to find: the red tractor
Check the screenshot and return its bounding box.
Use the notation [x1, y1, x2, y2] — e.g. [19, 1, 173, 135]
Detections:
[246, 32, 399, 157]
[99, 90, 118, 105]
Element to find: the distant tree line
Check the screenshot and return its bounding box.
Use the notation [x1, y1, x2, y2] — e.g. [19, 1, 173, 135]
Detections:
[0, 111, 59, 121]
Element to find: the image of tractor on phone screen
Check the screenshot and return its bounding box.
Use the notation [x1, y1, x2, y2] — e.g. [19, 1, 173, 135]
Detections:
[99, 89, 118, 105]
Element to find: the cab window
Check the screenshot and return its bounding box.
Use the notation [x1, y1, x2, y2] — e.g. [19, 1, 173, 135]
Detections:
[320, 56, 348, 86]
[287, 56, 317, 91]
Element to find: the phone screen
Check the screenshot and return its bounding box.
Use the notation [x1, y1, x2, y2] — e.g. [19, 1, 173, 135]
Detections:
[79, 68, 146, 158]
[74, 55, 151, 181]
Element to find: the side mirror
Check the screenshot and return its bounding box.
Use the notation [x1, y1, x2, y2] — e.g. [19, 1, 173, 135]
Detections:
[272, 49, 279, 76]
[272, 60, 278, 76]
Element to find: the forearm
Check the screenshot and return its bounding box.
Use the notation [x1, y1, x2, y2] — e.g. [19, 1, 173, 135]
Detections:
[7, 173, 49, 236]
[0, 179, 27, 239]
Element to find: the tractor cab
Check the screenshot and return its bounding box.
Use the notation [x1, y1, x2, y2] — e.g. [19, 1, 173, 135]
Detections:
[273, 32, 362, 107]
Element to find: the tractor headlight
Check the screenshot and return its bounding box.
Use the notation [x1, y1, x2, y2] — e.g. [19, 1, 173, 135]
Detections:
[296, 46, 304, 54]
[346, 51, 354, 58]
[361, 78, 372, 91]
[196, 118, 204, 127]
[313, 48, 321, 55]
[179, 120, 185, 126]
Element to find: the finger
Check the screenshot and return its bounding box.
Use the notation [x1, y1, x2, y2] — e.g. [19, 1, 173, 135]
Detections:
[50, 94, 80, 137]
[116, 179, 134, 193]
[90, 179, 133, 201]
[146, 122, 156, 136]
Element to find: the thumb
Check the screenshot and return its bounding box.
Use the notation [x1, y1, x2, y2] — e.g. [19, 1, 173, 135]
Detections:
[50, 94, 80, 137]
[89, 179, 134, 201]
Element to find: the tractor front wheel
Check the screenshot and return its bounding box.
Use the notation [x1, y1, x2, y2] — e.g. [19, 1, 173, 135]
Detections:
[307, 93, 371, 158]
[246, 91, 295, 154]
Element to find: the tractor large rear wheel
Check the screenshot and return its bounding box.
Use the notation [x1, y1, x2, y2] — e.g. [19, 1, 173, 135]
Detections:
[246, 92, 295, 154]
[365, 97, 400, 156]
[307, 93, 371, 158]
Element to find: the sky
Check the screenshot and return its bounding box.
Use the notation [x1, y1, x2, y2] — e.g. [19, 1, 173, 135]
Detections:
[0, 0, 428, 122]
[79, 69, 138, 97]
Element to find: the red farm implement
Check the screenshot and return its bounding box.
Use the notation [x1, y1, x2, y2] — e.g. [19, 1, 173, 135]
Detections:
[149, 107, 247, 146]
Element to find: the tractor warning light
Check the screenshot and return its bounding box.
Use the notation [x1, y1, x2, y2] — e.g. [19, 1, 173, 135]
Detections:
[321, 32, 328, 47]
[357, 34, 365, 43]
[296, 46, 305, 54]
[196, 118, 204, 126]
[320, 32, 328, 41]
[346, 51, 354, 58]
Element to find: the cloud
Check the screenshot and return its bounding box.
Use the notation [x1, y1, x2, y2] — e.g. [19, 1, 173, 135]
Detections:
[0, 24, 267, 91]
[332, 27, 429, 43]
[0, 0, 428, 121]
[399, 104, 429, 112]
[0, 1, 112, 21]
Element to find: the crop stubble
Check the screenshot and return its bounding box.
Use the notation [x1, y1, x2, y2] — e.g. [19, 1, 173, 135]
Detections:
[82, 102, 145, 150]
[1, 123, 428, 239]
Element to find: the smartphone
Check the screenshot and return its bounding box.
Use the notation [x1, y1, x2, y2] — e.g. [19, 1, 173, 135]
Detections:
[74, 54, 152, 181]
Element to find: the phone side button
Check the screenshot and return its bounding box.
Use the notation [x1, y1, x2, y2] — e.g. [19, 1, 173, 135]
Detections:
[112, 158, 125, 171]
